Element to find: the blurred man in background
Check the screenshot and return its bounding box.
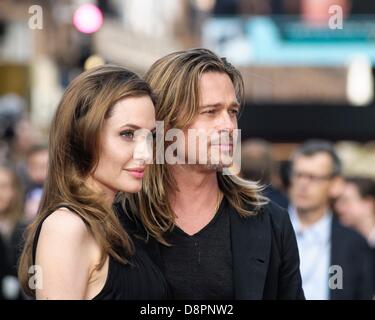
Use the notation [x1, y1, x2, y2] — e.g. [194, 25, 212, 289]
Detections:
[241, 139, 289, 208]
[335, 177, 375, 246]
[288, 140, 374, 300]
[24, 145, 48, 197]
[335, 176, 375, 297]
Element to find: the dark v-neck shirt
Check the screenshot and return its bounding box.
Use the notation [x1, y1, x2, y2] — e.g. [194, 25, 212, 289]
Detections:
[160, 197, 234, 300]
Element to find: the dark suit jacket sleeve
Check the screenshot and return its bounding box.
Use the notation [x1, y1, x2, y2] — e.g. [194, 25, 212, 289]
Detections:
[277, 209, 305, 299]
[354, 236, 374, 299]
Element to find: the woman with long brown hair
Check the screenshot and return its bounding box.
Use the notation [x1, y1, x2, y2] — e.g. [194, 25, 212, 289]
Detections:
[18, 65, 171, 300]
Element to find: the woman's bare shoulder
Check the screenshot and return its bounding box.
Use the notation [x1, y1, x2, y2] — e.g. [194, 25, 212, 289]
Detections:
[40, 207, 89, 239]
[35, 207, 98, 299]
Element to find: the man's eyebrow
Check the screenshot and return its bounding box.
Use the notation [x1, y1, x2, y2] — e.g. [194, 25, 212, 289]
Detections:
[199, 102, 241, 108]
[199, 103, 222, 109]
[230, 101, 241, 108]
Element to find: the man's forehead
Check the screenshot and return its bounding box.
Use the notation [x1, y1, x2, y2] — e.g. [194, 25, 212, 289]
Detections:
[294, 153, 334, 169]
[199, 72, 236, 94]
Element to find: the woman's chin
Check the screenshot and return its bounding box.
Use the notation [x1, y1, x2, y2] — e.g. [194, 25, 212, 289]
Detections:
[119, 183, 142, 194]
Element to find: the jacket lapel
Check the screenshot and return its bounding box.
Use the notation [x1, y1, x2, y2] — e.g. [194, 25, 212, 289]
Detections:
[230, 205, 271, 299]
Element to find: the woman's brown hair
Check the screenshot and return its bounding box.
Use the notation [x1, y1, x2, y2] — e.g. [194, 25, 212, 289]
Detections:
[18, 65, 155, 297]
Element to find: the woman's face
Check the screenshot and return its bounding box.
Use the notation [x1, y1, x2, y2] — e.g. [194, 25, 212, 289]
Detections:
[90, 95, 156, 199]
[0, 168, 15, 214]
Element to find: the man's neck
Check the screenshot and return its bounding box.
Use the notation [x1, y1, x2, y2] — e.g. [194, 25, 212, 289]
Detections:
[296, 205, 328, 229]
[169, 165, 222, 235]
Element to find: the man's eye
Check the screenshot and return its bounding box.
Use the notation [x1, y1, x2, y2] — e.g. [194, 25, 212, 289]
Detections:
[202, 109, 216, 114]
[230, 109, 239, 115]
[146, 132, 156, 142]
[120, 130, 134, 140]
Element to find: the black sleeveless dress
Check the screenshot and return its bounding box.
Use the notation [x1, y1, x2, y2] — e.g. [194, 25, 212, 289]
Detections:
[32, 204, 171, 300]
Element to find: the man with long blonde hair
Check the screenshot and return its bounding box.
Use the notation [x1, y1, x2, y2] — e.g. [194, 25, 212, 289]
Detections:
[122, 48, 304, 299]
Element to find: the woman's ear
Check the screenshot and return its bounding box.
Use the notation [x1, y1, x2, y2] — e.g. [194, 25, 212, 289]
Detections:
[363, 197, 375, 216]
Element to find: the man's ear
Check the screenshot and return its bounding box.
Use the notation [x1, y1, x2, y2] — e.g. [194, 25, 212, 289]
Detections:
[363, 197, 375, 215]
[329, 176, 345, 199]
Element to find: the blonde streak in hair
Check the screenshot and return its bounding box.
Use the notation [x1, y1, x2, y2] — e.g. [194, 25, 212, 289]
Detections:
[157, 81, 187, 126]
[146, 167, 173, 226]
[138, 167, 173, 243]
[147, 59, 195, 126]
[218, 174, 269, 217]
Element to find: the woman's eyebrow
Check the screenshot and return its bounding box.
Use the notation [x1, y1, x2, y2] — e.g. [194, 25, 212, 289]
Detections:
[120, 124, 156, 132]
[119, 124, 141, 130]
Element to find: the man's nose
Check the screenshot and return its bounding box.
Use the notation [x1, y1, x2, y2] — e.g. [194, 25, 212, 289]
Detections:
[217, 110, 236, 131]
[293, 177, 308, 189]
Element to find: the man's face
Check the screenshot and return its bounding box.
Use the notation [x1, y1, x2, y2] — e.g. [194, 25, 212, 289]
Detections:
[27, 149, 49, 185]
[335, 182, 373, 227]
[289, 152, 336, 213]
[181, 72, 240, 170]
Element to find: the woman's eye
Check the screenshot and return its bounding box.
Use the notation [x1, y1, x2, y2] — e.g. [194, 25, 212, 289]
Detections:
[120, 130, 134, 140]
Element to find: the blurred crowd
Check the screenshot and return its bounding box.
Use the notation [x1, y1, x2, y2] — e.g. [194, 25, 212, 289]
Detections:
[0, 94, 48, 299]
[241, 139, 375, 299]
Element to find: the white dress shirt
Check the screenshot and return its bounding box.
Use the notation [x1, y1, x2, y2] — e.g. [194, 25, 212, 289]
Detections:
[289, 206, 332, 300]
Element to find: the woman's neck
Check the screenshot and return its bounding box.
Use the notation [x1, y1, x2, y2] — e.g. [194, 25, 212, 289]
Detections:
[86, 176, 115, 208]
